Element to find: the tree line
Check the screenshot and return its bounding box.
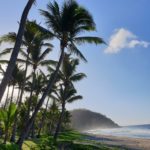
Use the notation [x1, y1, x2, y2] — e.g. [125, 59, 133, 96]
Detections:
[0, 0, 104, 149]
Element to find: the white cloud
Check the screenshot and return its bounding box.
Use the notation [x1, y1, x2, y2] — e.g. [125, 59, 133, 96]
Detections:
[104, 28, 150, 54]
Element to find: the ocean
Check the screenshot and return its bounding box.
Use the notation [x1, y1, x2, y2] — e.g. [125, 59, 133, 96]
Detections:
[87, 124, 150, 139]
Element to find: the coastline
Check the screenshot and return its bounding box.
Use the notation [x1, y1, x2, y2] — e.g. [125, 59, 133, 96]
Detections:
[84, 133, 150, 150]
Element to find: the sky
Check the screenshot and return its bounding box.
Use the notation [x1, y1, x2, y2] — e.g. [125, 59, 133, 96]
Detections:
[0, 0, 150, 126]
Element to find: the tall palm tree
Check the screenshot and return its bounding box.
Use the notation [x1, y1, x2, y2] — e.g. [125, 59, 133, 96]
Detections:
[0, 0, 35, 103]
[53, 53, 86, 142]
[58, 53, 86, 86]
[53, 84, 83, 142]
[17, 1, 104, 148]
[19, 36, 53, 122]
[0, 21, 53, 108]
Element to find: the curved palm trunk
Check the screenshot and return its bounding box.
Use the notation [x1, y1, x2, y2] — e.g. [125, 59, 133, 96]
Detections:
[4, 84, 10, 109]
[10, 55, 29, 142]
[17, 51, 30, 105]
[31, 121, 35, 138]
[10, 87, 21, 142]
[25, 68, 36, 127]
[24, 68, 36, 140]
[16, 87, 21, 105]
[37, 97, 50, 137]
[27, 68, 36, 121]
[53, 101, 65, 143]
[10, 84, 15, 104]
[0, 0, 35, 103]
[17, 46, 65, 149]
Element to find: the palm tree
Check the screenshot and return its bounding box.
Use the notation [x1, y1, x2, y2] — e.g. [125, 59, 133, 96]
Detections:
[17, 1, 104, 147]
[37, 96, 50, 138]
[58, 53, 86, 86]
[19, 36, 53, 123]
[53, 53, 86, 142]
[0, 0, 35, 103]
[10, 67, 25, 142]
[0, 21, 53, 108]
[53, 84, 83, 142]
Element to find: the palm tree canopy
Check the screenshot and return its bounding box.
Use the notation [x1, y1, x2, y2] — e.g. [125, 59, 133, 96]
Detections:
[52, 84, 82, 105]
[40, 0, 105, 62]
[59, 53, 86, 83]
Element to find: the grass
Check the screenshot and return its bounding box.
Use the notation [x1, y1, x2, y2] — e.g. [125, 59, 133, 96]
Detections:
[0, 131, 122, 150]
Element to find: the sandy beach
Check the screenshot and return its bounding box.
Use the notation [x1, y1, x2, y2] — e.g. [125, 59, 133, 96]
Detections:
[85, 133, 150, 150]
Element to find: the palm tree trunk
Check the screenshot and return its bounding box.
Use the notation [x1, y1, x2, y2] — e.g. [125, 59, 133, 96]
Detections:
[53, 101, 65, 143]
[10, 55, 29, 142]
[16, 87, 21, 104]
[17, 46, 65, 149]
[31, 121, 35, 138]
[26, 68, 36, 122]
[10, 84, 15, 104]
[18, 51, 30, 107]
[3, 84, 10, 109]
[0, 0, 35, 103]
[37, 97, 50, 137]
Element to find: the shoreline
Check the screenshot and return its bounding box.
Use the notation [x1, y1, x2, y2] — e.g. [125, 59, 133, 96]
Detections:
[83, 133, 150, 150]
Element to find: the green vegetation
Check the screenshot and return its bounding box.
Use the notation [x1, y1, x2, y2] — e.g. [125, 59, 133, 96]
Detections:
[0, 0, 105, 149]
[0, 131, 120, 150]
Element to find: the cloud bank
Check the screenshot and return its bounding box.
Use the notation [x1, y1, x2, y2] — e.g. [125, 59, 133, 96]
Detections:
[104, 28, 150, 54]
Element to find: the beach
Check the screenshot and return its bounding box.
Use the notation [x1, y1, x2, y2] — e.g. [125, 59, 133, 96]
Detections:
[85, 133, 150, 150]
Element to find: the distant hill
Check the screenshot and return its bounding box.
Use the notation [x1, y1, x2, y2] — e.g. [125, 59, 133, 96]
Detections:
[70, 109, 119, 131]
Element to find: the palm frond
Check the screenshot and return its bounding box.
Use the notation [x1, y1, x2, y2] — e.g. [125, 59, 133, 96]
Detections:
[41, 42, 53, 48]
[74, 36, 105, 45]
[17, 59, 32, 65]
[27, 20, 55, 39]
[39, 9, 60, 37]
[0, 32, 17, 43]
[67, 95, 83, 103]
[39, 48, 52, 61]
[0, 48, 13, 57]
[20, 50, 31, 61]
[40, 60, 57, 66]
[0, 65, 5, 74]
[70, 73, 86, 82]
[0, 60, 9, 64]
[68, 43, 87, 62]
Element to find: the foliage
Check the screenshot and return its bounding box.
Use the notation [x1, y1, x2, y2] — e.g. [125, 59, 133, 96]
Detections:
[0, 103, 17, 132]
[0, 0, 104, 148]
[0, 143, 19, 150]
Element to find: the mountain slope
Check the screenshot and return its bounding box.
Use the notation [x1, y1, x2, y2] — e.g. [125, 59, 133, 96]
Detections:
[70, 109, 119, 131]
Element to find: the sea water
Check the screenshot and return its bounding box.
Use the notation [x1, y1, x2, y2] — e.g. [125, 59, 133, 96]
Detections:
[87, 124, 150, 139]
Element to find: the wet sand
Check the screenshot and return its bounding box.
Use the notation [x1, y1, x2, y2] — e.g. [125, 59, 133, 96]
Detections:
[84, 133, 150, 150]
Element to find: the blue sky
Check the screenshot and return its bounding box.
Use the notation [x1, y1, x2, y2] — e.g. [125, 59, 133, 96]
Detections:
[0, 0, 150, 125]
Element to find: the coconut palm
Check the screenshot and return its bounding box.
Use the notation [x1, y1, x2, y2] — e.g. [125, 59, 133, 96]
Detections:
[53, 84, 83, 142]
[0, 21, 54, 133]
[58, 53, 86, 86]
[52, 53, 86, 142]
[19, 36, 54, 122]
[0, 0, 35, 103]
[26, 71, 47, 97]
[10, 67, 26, 142]
[17, 1, 104, 147]
[0, 21, 53, 109]
[36, 96, 50, 138]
